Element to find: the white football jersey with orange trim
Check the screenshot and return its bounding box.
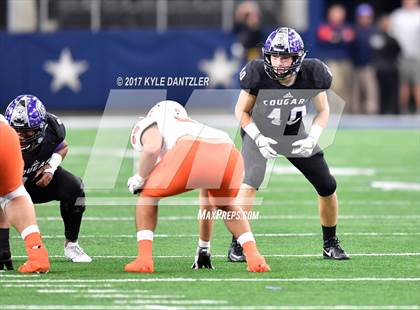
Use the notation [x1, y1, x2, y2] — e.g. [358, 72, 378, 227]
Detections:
[130, 114, 232, 156]
[156, 114, 232, 151]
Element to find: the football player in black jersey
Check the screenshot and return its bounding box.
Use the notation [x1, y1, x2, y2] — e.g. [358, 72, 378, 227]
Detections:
[0, 95, 92, 265]
[193, 27, 349, 267]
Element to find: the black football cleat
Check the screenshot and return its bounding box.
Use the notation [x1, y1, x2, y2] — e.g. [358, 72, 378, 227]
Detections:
[228, 238, 246, 262]
[192, 247, 214, 269]
[323, 237, 350, 260]
[0, 248, 14, 271]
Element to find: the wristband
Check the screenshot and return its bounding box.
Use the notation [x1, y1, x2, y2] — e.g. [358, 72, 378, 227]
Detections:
[48, 153, 63, 171]
[308, 124, 323, 143]
[243, 122, 261, 140]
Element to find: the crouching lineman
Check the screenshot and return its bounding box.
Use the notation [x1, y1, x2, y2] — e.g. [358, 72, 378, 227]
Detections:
[0, 95, 91, 265]
[125, 100, 270, 273]
[0, 114, 50, 272]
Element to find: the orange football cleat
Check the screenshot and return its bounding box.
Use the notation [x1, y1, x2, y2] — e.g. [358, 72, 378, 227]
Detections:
[124, 256, 154, 273]
[246, 255, 270, 273]
[18, 246, 50, 273]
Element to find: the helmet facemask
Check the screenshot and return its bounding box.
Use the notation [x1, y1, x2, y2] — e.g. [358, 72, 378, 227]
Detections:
[263, 50, 306, 80]
[15, 124, 47, 152]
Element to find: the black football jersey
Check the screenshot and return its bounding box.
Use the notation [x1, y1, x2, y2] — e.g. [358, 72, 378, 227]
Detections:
[239, 58, 332, 154]
[23, 113, 66, 183]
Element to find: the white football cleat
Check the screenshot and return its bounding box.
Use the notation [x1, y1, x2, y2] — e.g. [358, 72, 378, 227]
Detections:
[64, 242, 92, 263]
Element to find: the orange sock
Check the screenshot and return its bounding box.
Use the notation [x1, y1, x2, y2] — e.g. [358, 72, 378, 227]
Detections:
[24, 232, 43, 249]
[242, 241, 261, 259]
[138, 239, 152, 257]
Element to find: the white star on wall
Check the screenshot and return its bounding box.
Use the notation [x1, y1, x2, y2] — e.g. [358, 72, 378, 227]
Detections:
[199, 49, 239, 88]
[44, 48, 88, 93]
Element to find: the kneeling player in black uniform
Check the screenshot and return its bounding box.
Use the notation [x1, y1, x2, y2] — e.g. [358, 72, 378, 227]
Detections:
[193, 27, 349, 268]
[0, 95, 91, 266]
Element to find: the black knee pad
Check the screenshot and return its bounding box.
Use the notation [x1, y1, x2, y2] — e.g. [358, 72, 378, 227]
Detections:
[60, 176, 86, 213]
[73, 177, 86, 213]
[316, 174, 337, 197]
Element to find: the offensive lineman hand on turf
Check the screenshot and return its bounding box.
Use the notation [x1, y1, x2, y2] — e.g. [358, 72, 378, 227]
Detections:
[291, 136, 316, 157]
[255, 134, 278, 159]
[34, 164, 54, 187]
[127, 174, 145, 194]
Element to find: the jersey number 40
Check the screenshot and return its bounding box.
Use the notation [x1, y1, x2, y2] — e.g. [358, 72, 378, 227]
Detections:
[267, 106, 307, 126]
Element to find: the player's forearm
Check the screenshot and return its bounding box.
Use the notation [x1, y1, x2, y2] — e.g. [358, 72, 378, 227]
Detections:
[235, 109, 253, 129]
[235, 90, 256, 129]
[312, 108, 329, 129]
[138, 151, 159, 179]
[56, 145, 68, 161]
[312, 91, 330, 129]
[307, 109, 329, 144]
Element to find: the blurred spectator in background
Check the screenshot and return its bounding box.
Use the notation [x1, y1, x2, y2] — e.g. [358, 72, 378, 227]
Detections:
[350, 3, 378, 114]
[390, 0, 420, 114]
[371, 15, 401, 114]
[232, 1, 264, 61]
[317, 4, 354, 108]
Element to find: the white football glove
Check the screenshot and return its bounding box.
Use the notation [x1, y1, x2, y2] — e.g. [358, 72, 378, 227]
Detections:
[244, 122, 278, 160]
[291, 136, 317, 157]
[127, 174, 145, 195]
[255, 133, 278, 159]
[291, 124, 323, 157]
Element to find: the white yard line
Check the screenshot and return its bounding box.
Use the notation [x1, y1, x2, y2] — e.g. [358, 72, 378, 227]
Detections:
[11, 232, 420, 240]
[35, 289, 152, 294]
[36, 289, 78, 293]
[87, 289, 149, 293]
[273, 166, 376, 176]
[1, 305, 419, 310]
[1, 284, 113, 288]
[0, 274, 40, 278]
[1, 277, 420, 284]
[33, 198, 417, 207]
[371, 181, 420, 192]
[78, 294, 186, 299]
[34, 215, 420, 221]
[8, 252, 420, 260]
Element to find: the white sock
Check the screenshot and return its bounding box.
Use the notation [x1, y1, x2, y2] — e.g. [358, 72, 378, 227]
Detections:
[66, 241, 78, 247]
[237, 232, 255, 246]
[137, 230, 154, 241]
[20, 225, 39, 240]
[198, 239, 210, 248]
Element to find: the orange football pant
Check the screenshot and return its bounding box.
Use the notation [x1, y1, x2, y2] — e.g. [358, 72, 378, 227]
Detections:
[140, 140, 244, 204]
[0, 123, 24, 196]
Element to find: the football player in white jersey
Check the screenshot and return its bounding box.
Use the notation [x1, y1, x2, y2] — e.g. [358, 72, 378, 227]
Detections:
[125, 100, 270, 273]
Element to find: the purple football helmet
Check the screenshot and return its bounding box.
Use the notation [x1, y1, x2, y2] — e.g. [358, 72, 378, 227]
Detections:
[262, 27, 307, 80]
[4, 95, 47, 152]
